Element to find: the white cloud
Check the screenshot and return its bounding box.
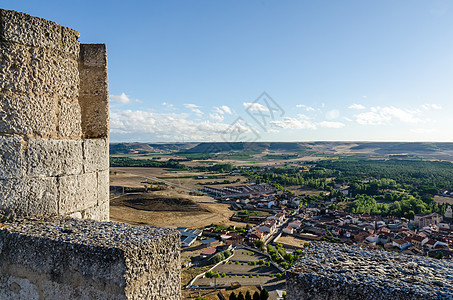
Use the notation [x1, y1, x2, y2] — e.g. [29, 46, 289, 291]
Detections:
[213, 107, 224, 114]
[243, 102, 269, 112]
[356, 106, 421, 125]
[221, 105, 232, 114]
[213, 105, 232, 115]
[110, 109, 234, 141]
[296, 104, 316, 111]
[209, 113, 224, 122]
[319, 121, 345, 128]
[348, 104, 365, 110]
[326, 109, 340, 120]
[110, 93, 131, 104]
[421, 104, 442, 110]
[270, 117, 317, 129]
[162, 102, 174, 108]
[297, 113, 310, 120]
[184, 103, 203, 116]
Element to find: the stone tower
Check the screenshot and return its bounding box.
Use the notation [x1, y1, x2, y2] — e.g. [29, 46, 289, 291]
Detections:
[0, 10, 181, 299]
[0, 9, 109, 220]
[446, 205, 452, 219]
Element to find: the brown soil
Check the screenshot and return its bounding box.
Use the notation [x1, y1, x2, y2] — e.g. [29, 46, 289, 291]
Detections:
[111, 193, 209, 212]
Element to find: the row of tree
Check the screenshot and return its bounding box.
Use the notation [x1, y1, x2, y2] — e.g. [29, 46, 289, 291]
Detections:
[349, 193, 448, 218]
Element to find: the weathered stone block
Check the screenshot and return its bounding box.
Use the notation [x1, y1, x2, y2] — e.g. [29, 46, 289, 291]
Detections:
[0, 177, 58, 217]
[0, 136, 24, 179]
[59, 173, 97, 215]
[24, 177, 59, 216]
[62, 27, 80, 57]
[83, 138, 108, 172]
[29, 47, 79, 99]
[0, 92, 57, 137]
[79, 43, 107, 68]
[1, 9, 62, 50]
[25, 139, 83, 177]
[0, 217, 181, 299]
[286, 242, 453, 300]
[79, 44, 109, 138]
[81, 201, 109, 221]
[58, 98, 82, 138]
[0, 42, 31, 94]
[97, 169, 110, 206]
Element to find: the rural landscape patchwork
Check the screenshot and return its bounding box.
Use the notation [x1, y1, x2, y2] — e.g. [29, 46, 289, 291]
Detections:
[109, 142, 453, 299]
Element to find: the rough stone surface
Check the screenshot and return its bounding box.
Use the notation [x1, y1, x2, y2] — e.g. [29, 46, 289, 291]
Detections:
[97, 169, 110, 205]
[0, 217, 181, 300]
[0, 136, 24, 179]
[0, 177, 58, 217]
[1, 9, 63, 50]
[59, 173, 97, 215]
[0, 92, 57, 137]
[79, 44, 109, 138]
[83, 138, 109, 173]
[25, 139, 83, 177]
[58, 98, 82, 138]
[82, 201, 109, 222]
[286, 242, 453, 300]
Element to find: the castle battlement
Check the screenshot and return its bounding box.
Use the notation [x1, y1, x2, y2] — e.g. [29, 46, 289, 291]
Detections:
[0, 9, 181, 299]
[0, 9, 109, 220]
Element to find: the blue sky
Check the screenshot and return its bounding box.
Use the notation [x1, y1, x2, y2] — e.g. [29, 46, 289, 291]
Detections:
[4, 1, 453, 142]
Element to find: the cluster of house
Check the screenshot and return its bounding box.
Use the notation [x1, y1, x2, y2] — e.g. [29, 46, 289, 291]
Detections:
[247, 213, 286, 244]
[281, 206, 453, 259]
[198, 212, 288, 248]
[202, 183, 276, 200]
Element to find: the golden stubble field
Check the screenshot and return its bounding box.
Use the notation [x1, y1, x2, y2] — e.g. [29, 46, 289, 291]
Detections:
[109, 167, 252, 228]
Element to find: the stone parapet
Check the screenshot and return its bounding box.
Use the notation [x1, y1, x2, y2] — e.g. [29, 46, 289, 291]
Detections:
[0, 9, 109, 220]
[0, 217, 181, 299]
[286, 242, 453, 300]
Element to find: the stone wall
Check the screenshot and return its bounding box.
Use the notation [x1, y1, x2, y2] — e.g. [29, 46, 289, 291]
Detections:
[0, 9, 109, 221]
[286, 242, 453, 300]
[0, 217, 181, 299]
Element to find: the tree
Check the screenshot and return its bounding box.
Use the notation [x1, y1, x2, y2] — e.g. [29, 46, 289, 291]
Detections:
[205, 271, 213, 278]
[237, 291, 245, 300]
[245, 291, 252, 300]
[253, 291, 261, 300]
[281, 262, 289, 269]
[255, 240, 265, 251]
[229, 292, 237, 300]
[436, 252, 444, 259]
[260, 288, 269, 300]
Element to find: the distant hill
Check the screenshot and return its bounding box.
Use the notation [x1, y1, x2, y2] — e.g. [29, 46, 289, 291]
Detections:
[109, 141, 453, 160]
[181, 142, 310, 153]
[109, 142, 197, 155]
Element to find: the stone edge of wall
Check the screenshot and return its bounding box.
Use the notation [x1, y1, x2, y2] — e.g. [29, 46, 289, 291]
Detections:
[0, 217, 181, 299]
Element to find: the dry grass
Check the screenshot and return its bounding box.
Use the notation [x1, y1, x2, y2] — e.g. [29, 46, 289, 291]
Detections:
[276, 235, 310, 249]
[434, 195, 453, 205]
[109, 167, 259, 228]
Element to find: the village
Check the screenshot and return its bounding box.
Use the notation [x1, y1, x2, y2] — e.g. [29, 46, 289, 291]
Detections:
[178, 182, 453, 298]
